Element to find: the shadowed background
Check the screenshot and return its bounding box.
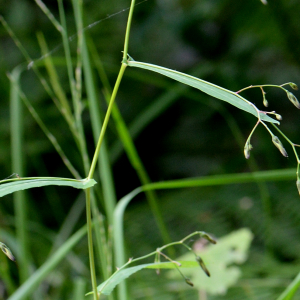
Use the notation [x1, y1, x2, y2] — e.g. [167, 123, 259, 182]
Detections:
[0, 0, 300, 299]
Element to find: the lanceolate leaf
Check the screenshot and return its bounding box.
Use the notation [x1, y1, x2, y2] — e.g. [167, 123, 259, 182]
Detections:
[89, 261, 197, 296]
[0, 177, 97, 198]
[127, 60, 279, 124]
[276, 271, 300, 300]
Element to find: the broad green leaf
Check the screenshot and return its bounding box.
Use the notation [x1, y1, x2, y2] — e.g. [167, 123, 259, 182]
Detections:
[0, 177, 97, 198]
[276, 271, 300, 300]
[168, 228, 253, 295]
[127, 60, 279, 124]
[90, 261, 198, 296]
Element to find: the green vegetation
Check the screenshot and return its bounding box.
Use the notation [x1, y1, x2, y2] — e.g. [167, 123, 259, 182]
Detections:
[0, 0, 300, 299]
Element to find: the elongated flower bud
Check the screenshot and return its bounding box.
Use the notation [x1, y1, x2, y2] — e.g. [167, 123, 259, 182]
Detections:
[244, 140, 253, 159]
[289, 82, 298, 90]
[286, 91, 300, 109]
[0, 242, 16, 262]
[263, 93, 268, 107]
[202, 232, 217, 244]
[272, 136, 288, 157]
[296, 180, 300, 196]
[185, 278, 194, 287]
[196, 256, 210, 277]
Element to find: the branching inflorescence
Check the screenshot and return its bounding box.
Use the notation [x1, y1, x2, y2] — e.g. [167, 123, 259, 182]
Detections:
[237, 82, 300, 194]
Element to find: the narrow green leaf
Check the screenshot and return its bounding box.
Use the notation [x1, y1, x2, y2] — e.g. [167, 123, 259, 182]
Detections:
[276, 271, 300, 300]
[88, 261, 197, 296]
[127, 60, 279, 124]
[0, 177, 97, 198]
[7, 225, 87, 300]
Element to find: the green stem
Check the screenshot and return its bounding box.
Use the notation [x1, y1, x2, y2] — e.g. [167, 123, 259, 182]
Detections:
[82, 38, 116, 226]
[85, 189, 98, 300]
[8, 75, 80, 179]
[122, 0, 136, 61]
[86, 2, 136, 300]
[88, 63, 127, 179]
[10, 67, 30, 286]
[58, 0, 90, 175]
[236, 84, 287, 94]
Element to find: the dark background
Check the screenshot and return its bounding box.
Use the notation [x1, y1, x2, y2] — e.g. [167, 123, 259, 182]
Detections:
[1, 0, 300, 299]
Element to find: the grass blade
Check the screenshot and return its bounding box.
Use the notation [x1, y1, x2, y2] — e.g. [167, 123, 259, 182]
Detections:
[276, 271, 300, 300]
[81, 36, 116, 225]
[127, 60, 279, 124]
[113, 168, 295, 287]
[10, 67, 30, 285]
[0, 177, 96, 198]
[89, 262, 195, 296]
[7, 226, 87, 300]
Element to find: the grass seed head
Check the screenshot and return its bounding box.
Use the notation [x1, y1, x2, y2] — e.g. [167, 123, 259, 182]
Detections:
[244, 141, 253, 159]
[296, 180, 300, 196]
[286, 91, 300, 109]
[185, 278, 194, 287]
[289, 82, 298, 90]
[0, 242, 16, 262]
[272, 135, 288, 157]
[196, 256, 210, 277]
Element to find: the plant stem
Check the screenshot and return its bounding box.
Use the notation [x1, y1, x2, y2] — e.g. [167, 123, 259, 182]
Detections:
[123, 0, 136, 60]
[86, 2, 136, 300]
[236, 84, 287, 94]
[85, 188, 98, 300]
[87, 0, 137, 180]
[89, 40, 172, 247]
[10, 67, 30, 287]
[88, 63, 127, 180]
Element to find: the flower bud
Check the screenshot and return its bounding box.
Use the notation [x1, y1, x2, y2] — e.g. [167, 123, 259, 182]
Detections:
[275, 114, 282, 121]
[244, 141, 253, 159]
[262, 93, 268, 107]
[0, 242, 16, 262]
[272, 136, 288, 157]
[286, 91, 300, 109]
[296, 180, 300, 196]
[196, 256, 210, 277]
[202, 232, 217, 244]
[185, 278, 194, 287]
[289, 82, 298, 90]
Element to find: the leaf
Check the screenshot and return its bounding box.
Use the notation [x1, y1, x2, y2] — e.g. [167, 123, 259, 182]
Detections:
[276, 271, 300, 300]
[127, 60, 279, 124]
[167, 228, 253, 295]
[5, 226, 87, 300]
[0, 177, 97, 198]
[88, 261, 198, 296]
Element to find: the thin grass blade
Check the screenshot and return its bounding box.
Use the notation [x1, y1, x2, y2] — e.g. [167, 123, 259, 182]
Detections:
[7, 226, 87, 300]
[87, 261, 197, 296]
[127, 60, 279, 124]
[276, 271, 300, 300]
[0, 178, 96, 198]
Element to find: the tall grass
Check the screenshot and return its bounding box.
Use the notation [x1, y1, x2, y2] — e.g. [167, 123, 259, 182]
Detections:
[0, 1, 300, 300]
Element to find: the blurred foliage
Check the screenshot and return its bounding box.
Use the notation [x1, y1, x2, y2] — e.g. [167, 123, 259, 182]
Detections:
[1, 0, 300, 299]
